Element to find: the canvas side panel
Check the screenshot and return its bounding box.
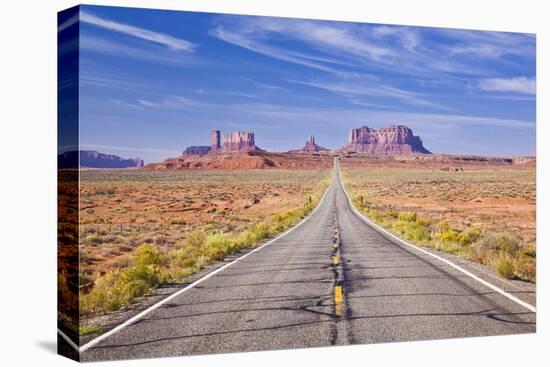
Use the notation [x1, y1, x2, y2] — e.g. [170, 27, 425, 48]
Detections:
[57, 5, 80, 362]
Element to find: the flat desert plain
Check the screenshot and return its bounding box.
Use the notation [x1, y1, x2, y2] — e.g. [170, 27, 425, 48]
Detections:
[340, 156, 535, 282]
[78, 168, 330, 315]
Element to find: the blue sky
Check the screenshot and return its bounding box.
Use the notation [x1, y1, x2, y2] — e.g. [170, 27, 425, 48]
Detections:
[66, 5, 535, 163]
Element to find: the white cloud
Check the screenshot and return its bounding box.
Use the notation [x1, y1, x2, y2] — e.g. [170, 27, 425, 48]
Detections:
[80, 11, 195, 51]
[211, 26, 351, 76]
[478, 77, 536, 95]
[80, 35, 193, 65]
[443, 29, 535, 60]
[288, 79, 451, 110]
[210, 16, 497, 79]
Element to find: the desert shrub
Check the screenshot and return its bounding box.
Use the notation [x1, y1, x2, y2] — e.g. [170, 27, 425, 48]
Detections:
[235, 222, 272, 248]
[476, 232, 520, 256]
[81, 244, 169, 313]
[170, 218, 187, 225]
[415, 217, 432, 227]
[398, 212, 417, 222]
[272, 213, 284, 223]
[436, 229, 460, 244]
[459, 227, 482, 245]
[495, 257, 515, 279]
[392, 220, 430, 242]
[435, 221, 452, 232]
[200, 232, 232, 260]
[437, 242, 466, 256]
[518, 244, 536, 258]
[515, 256, 536, 282]
[185, 230, 206, 249]
[514, 244, 536, 281]
[133, 243, 165, 268]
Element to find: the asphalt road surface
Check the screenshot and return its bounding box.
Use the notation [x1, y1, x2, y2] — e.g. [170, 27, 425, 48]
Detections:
[81, 158, 535, 362]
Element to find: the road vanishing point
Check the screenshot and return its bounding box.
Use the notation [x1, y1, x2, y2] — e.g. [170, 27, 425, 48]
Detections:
[78, 158, 535, 361]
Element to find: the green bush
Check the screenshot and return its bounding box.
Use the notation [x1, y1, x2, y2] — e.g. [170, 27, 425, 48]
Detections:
[201, 232, 232, 260]
[133, 243, 165, 268]
[392, 220, 430, 242]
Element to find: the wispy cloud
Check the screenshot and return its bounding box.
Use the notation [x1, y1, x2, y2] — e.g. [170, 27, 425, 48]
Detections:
[478, 77, 536, 95]
[80, 11, 195, 51]
[137, 95, 219, 110]
[211, 16, 535, 86]
[80, 35, 194, 65]
[443, 29, 535, 60]
[288, 79, 452, 110]
[211, 25, 352, 76]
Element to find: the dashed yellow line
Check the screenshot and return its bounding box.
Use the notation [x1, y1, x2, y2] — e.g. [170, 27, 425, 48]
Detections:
[332, 255, 340, 265]
[334, 285, 343, 317]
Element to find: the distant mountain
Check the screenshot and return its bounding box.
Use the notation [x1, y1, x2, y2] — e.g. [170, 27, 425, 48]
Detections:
[58, 150, 144, 169]
[340, 125, 430, 154]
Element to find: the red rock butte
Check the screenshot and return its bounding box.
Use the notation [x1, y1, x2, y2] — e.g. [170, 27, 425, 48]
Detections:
[340, 125, 430, 154]
[183, 130, 263, 156]
[290, 135, 330, 153]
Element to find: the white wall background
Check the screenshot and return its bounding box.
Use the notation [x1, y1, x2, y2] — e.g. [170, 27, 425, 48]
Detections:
[0, 0, 547, 366]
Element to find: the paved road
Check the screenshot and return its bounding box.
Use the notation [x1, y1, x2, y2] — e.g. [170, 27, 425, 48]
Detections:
[81, 159, 535, 361]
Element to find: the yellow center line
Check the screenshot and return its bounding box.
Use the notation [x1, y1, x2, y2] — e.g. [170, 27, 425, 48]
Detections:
[332, 255, 339, 265]
[334, 285, 343, 317]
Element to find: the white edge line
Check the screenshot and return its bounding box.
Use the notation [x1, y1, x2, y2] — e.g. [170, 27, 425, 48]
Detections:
[337, 162, 536, 314]
[57, 328, 80, 351]
[69, 180, 333, 353]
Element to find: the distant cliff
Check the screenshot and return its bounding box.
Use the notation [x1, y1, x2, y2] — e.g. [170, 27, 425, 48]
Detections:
[340, 125, 430, 154]
[58, 150, 144, 169]
[221, 131, 261, 152]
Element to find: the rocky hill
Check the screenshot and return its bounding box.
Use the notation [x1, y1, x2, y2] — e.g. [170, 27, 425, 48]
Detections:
[290, 136, 330, 153]
[340, 125, 430, 154]
[58, 150, 144, 169]
[147, 151, 334, 170]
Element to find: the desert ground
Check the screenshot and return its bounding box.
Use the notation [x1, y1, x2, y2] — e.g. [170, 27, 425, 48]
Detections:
[78, 168, 330, 315]
[340, 155, 536, 282]
[74, 152, 536, 323]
